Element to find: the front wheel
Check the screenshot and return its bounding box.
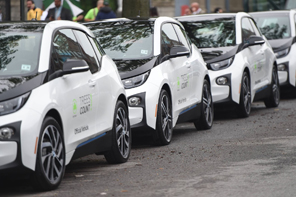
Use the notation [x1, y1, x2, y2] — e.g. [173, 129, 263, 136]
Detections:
[194, 79, 214, 130]
[104, 100, 131, 164]
[32, 117, 65, 191]
[153, 89, 173, 146]
[264, 65, 280, 108]
[237, 72, 251, 118]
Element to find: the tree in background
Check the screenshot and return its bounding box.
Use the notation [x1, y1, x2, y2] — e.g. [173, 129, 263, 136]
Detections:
[122, 0, 149, 18]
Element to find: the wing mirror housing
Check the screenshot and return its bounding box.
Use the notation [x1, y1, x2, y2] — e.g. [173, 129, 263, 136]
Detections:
[169, 46, 190, 58]
[243, 35, 265, 49]
[62, 59, 89, 75]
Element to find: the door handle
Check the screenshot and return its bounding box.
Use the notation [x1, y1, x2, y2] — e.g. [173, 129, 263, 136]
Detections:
[88, 79, 96, 87]
[185, 62, 191, 68]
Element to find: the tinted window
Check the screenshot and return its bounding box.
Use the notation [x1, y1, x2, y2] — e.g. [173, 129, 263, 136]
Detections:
[173, 24, 191, 51]
[0, 32, 42, 76]
[74, 30, 99, 73]
[181, 17, 236, 48]
[51, 29, 82, 73]
[249, 19, 261, 36]
[86, 21, 154, 60]
[161, 23, 182, 56]
[242, 18, 256, 43]
[252, 14, 291, 40]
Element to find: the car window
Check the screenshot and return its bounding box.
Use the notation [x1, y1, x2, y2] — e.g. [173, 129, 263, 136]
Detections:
[51, 29, 83, 73]
[180, 17, 236, 48]
[252, 14, 291, 40]
[74, 30, 99, 74]
[161, 23, 182, 56]
[242, 18, 256, 43]
[249, 18, 261, 36]
[172, 24, 191, 51]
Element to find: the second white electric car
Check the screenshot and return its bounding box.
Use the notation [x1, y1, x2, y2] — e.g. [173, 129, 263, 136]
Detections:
[251, 10, 296, 87]
[0, 21, 131, 191]
[85, 17, 213, 145]
[177, 12, 280, 117]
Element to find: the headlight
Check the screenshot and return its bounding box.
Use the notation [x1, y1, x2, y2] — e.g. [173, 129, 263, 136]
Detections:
[209, 57, 234, 71]
[122, 71, 150, 89]
[0, 92, 31, 116]
[275, 48, 290, 59]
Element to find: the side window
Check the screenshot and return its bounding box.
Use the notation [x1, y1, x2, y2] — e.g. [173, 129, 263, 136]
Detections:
[51, 29, 82, 73]
[242, 18, 256, 43]
[249, 18, 261, 36]
[74, 30, 99, 74]
[161, 23, 181, 56]
[172, 24, 191, 51]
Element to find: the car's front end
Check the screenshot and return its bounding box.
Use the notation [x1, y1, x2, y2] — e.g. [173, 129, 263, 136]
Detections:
[178, 14, 244, 105]
[0, 23, 46, 175]
[251, 11, 296, 87]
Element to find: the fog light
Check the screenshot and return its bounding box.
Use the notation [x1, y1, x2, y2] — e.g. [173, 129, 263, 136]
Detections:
[277, 64, 286, 71]
[0, 127, 14, 140]
[129, 97, 141, 106]
[216, 77, 228, 85]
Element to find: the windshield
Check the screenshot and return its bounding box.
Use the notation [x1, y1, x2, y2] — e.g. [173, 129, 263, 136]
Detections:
[86, 21, 154, 60]
[252, 14, 291, 40]
[0, 31, 42, 77]
[181, 17, 236, 48]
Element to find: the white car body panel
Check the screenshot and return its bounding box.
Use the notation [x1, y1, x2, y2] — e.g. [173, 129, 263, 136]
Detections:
[0, 21, 126, 172]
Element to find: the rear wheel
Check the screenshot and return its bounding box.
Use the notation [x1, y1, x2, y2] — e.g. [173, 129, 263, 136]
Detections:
[32, 117, 65, 191]
[153, 89, 173, 146]
[194, 79, 214, 130]
[264, 65, 280, 108]
[237, 72, 251, 118]
[104, 100, 131, 164]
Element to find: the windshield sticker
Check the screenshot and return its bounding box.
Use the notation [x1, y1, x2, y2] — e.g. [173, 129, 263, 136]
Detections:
[226, 39, 233, 44]
[21, 64, 31, 71]
[141, 50, 148, 55]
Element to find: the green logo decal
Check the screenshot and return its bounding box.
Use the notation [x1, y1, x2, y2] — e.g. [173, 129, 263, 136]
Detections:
[254, 64, 257, 69]
[73, 99, 77, 114]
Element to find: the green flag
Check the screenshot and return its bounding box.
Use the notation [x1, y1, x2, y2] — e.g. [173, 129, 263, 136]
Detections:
[43, 0, 83, 16]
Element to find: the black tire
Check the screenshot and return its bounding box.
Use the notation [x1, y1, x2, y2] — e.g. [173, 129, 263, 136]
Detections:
[264, 65, 280, 108]
[194, 79, 214, 130]
[104, 100, 131, 164]
[153, 89, 173, 146]
[237, 72, 251, 118]
[32, 117, 65, 191]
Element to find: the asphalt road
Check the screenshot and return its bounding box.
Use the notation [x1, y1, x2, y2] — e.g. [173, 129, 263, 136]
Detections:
[2, 89, 296, 197]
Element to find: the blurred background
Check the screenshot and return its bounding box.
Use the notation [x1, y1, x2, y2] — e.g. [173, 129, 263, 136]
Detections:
[0, 0, 295, 21]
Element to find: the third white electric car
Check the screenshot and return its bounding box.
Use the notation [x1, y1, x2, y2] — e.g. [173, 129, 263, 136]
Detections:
[177, 12, 280, 117]
[0, 21, 131, 191]
[251, 10, 296, 87]
[85, 17, 213, 145]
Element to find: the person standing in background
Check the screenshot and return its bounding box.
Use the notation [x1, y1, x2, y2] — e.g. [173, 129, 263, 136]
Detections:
[95, 0, 116, 21]
[27, 0, 43, 20]
[84, 0, 104, 22]
[46, 0, 72, 21]
[191, 2, 204, 14]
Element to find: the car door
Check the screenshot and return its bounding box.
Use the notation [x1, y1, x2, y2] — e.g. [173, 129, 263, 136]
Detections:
[172, 24, 198, 106]
[241, 17, 264, 89]
[51, 29, 97, 150]
[249, 18, 269, 84]
[73, 30, 114, 136]
[161, 23, 191, 111]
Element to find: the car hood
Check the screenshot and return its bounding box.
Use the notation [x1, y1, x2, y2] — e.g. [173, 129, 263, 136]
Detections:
[0, 73, 46, 101]
[268, 37, 295, 52]
[114, 57, 157, 79]
[199, 45, 239, 64]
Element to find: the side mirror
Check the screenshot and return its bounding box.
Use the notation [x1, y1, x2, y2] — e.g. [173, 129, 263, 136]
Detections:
[169, 46, 190, 58]
[63, 59, 89, 75]
[243, 35, 265, 49]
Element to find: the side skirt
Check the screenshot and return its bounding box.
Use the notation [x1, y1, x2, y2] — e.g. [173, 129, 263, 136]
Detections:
[253, 85, 271, 102]
[71, 131, 112, 161]
[176, 104, 201, 124]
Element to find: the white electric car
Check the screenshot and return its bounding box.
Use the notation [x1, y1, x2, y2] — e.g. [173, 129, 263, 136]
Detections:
[85, 17, 213, 145]
[177, 12, 280, 117]
[251, 10, 296, 87]
[0, 21, 131, 191]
